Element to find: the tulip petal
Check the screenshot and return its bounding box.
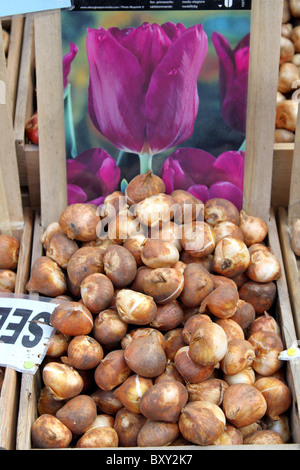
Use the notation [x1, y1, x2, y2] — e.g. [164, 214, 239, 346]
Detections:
[63, 42, 78, 90]
[86, 27, 146, 153]
[66, 159, 88, 182]
[67, 184, 88, 205]
[211, 32, 235, 105]
[208, 182, 243, 211]
[187, 184, 209, 203]
[145, 25, 208, 154]
[207, 151, 245, 189]
[97, 157, 121, 195]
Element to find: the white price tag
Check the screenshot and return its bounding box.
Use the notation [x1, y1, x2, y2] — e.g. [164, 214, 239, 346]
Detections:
[0, 296, 58, 374]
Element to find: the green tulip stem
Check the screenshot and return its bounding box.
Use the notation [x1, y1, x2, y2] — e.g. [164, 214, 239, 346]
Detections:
[139, 153, 153, 174]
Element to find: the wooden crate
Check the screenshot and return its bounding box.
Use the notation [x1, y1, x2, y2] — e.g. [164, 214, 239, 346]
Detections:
[0, 20, 33, 450]
[16, 1, 300, 450]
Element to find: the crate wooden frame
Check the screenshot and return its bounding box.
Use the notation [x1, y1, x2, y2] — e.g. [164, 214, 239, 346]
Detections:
[0, 21, 33, 450]
[15, 1, 300, 450]
[278, 103, 300, 339]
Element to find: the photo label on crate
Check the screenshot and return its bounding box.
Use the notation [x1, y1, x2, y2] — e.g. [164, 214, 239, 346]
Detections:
[0, 0, 72, 17]
[71, 0, 251, 10]
[0, 297, 57, 374]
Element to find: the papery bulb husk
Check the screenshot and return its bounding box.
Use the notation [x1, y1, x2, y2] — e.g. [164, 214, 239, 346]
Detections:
[246, 249, 281, 283]
[80, 273, 114, 314]
[94, 349, 132, 391]
[42, 362, 84, 400]
[139, 380, 188, 423]
[223, 367, 256, 386]
[76, 426, 119, 448]
[150, 300, 184, 331]
[179, 401, 226, 446]
[56, 394, 97, 436]
[212, 424, 244, 446]
[274, 128, 295, 143]
[0, 234, 20, 270]
[276, 99, 298, 133]
[238, 420, 266, 439]
[143, 267, 184, 304]
[0, 269, 16, 292]
[180, 251, 214, 272]
[254, 377, 292, 420]
[93, 309, 128, 346]
[230, 299, 256, 331]
[179, 263, 214, 308]
[31, 414, 73, 449]
[238, 280, 277, 314]
[113, 374, 153, 414]
[130, 266, 152, 293]
[181, 221, 216, 258]
[116, 289, 157, 325]
[137, 420, 180, 447]
[212, 237, 250, 278]
[171, 189, 203, 224]
[86, 413, 115, 431]
[222, 383, 267, 428]
[90, 389, 123, 415]
[280, 35, 295, 64]
[215, 318, 245, 343]
[239, 210, 268, 247]
[114, 408, 146, 447]
[134, 193, 175, 228]
[248, 331, 283, 376]
[204, 198, 240, 227]
[248, 312, 281, 337]
[124, 330, 167, 378]
[186, 378, 228, 406]
[174, 346, 215, 384]
[199, 284, 239, 319]
[189, 322, 228, 367]
[26, 256, 67, 297]
[67, 246, 104, 288]
[154, 360, 185, 385]
[125, 171, 165, 205]
[243, 429, 284, 445]
[100, 191, 126, 222]
[278, 61, 300, 93]
[212, 274, 238, 290]
[59, 203, 100, 242]
[50, 301, 94, 336]
[107, 208, 143, 245]
[214, 221, 245, 244]
[264, 414, 291, 443]
[37, 386, 66, 416]
[40, 222, 64, 249]
[46, 331, 71, 358]
[121, 327, 165, 351]
[164, 328, 186, 362]
[220, 339, 255, 376]
[141, 239, 180, 269]
[182, 314, 212, 344]
[150, 221, 182, 252]
[123, 233, 148, 266]
[46, 232, 78, 269]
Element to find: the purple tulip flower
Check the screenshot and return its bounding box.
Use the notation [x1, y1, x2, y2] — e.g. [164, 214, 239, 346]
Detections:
[212, 32, 250, 134]
[86, 22, 208, 159]
[160, 148, 245, 210]
[63, 42, 78, 90]
[66, 147, 121, 206]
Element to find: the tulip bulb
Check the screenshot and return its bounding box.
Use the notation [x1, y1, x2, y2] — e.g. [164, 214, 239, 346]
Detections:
[182, 314, 212, 344]
[246, 248, 281, 283]
[93, 309, 128, 346]
[50, 301, 94, 336]
[26, 257, 67, 297]
[80, 273, 114, 313]
[174, 346, 215, 383]
[0, 269, 16, 292]
[142, 267, 184, 304]
[56, 394, 97, 436]
[213, 237, 250, 278]
[276, 100, 298, 132]
[292, 219, 300, 256]
[113, 374, 153, 414]
[125, 170, 165, 205]
[254, 377, 292, 420]
[248, 312, 281, 337]
[277, 62, 300, 94]
[243, 430, 284, 445]
[42, 362, 84, 400]
[213, 221, 244, 244]
[186, 378, 228, 405]
[199, 283, 239, 319]
[230, 299, 256, 331]
[141, 239, 179, 268]
[264, 414, 291, 443]
[181, 221, 216, 258]
[116, 289, 157, 325]
[150, 300, 184, 331]
[67, 246, 104, 288]
[180, 263, 214, 308]
[66, 335, 104, 370]
[121, 327, 165, 350]
[248, 331, 283, 376]
[114, 408, 146, 447]
[222, 383, 267, 428]
[31, 414, 72, 449]
[103, 244, 137, 288]
[220, 339, 255, 376]
[212, 425, 243, 446]
[137, 421, 179, 447]
[223, 367, 256, 386]
[76, 426, 119, 448]
[215, 318, 244, 343]
[179, 401, 226, 446]
[189, 321, 228, 367]
[134, 193, 175, 228]
[238, 280, 277, 314]
[171, 189, 203, 224]
[239, 210, 268, 247]
[94, 349, 132, 391]
[59, 203, 100, 242]
[0, 234, 20, 270]
[45, 231, 78, 269]
[123, 233, 148, 266]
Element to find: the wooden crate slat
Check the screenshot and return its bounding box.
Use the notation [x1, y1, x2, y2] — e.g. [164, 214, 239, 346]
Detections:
[5, 15, 24, 121]
[243, 0, 283, 221]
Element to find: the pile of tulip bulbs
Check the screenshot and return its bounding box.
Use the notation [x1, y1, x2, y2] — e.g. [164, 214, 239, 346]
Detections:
[27, 172, 292, 448]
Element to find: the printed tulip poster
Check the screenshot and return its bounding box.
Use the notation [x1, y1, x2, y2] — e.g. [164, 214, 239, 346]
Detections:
[61, 0, 251, 211]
